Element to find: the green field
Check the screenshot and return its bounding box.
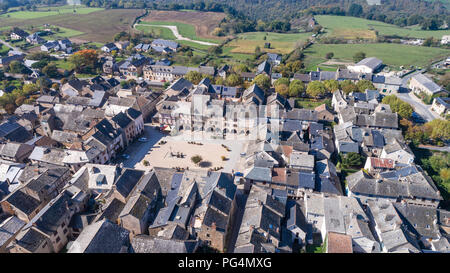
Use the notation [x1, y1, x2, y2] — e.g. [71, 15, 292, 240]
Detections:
[135, 25, 176, 40]
[139, 21, 221, 44]
[316, 15, 450, 39]
[0, 44, 10, 56]
[304, 43, 450, 70]
[226, 31, 312, 54]
[0, 5, 103, 19]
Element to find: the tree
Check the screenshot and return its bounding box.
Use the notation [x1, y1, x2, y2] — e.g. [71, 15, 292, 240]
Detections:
[382, 95, 413, 119]
[325, 52, 334, 59]
[275, 84, 289, 97]
[42, 64, 59, 78]
[208, 46, 222, 56]
[185, 71, 203, 84]
[69, 49, 99, 74]
[226, 74, 243, 86]
[191, 155, 203, 165]
[274, 77, 290, 87]
[289, 80, 305, 97]
[323, 79, 340, 92]
[342, 152, 363, 167]
[8, 61, 25, 74]
[340, 80, 358, 94]
[356, 79, 375, 92]
[353, 52, 366, 63]
[347, 3, 363, 17]
[424, 119, 450, 142]
[252, 74, 271, 91]
[306, 81, 326, 98]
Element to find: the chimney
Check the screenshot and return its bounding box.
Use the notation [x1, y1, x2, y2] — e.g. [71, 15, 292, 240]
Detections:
[211, 222, 216, 231]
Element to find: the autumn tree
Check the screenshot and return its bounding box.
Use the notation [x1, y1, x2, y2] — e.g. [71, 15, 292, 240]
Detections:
[275, 84, 289, 97]
[69, 49, 99, 74]
[340, 80, 358, 94]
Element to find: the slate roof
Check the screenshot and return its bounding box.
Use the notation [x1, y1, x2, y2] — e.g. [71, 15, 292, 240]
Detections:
[411, 74, 442, 94]
[15, 228, 48, 252]
[130, 236, 197, 253]
[115, 169, 145, 199]
[0, 216, 25, 247]
[355, 57, 383, 70]
[112, 111, 132, 128]
[69, 220, 130, 253]
[5, 189, 41, 215]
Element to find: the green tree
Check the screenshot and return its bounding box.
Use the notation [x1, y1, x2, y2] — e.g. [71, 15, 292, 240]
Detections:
[226, 74, 243, 87]
[8, 61, 25, 74]
[356, 79, 375, 92]
[191, 155, 203, 165]
[274, 77, 290, 87]
[306, 81, 326, 98]
[42, 64, 59, 78]
[185, 71, 203, 85]
[289, 80, 305, 97]
[252, 74, 271, 91]
[341, 152, 363, 168]
[323, 79, 340, 92]
[325, 52, 334, 59]
[353, 51, 366, 63]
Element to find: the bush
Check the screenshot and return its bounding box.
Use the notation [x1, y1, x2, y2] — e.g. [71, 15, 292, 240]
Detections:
[191, 155, 203, 165]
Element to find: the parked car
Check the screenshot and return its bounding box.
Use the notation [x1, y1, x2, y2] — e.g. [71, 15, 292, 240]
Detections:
[121, 154, 130, 159]
[235, 172, 244, 177]
[138, 137, 148, 142]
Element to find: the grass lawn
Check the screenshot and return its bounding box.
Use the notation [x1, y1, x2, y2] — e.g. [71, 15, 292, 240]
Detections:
[0, 44, 10, 56]
[139, 21, 221, 43]
[226, 31, 312, 55]
[52, 59, 74, 70]
[295, 98, 331, 109]
[135, 25, 176, 40]
[303, 43, 450, 70]
[316, 15, 450, 39]
[0, 5, 103, 19]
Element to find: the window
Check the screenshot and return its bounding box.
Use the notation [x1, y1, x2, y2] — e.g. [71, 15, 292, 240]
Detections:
[56, 236, 60, 243]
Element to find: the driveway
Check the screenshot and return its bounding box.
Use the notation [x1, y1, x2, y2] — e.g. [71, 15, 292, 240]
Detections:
[134, 23, 218, 46]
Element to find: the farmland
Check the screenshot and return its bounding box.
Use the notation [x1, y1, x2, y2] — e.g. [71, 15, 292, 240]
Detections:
[225, 31, 312, 55]
[141, 10, 227, 42]
[316, 15, 450, 39]
[0, 8, 144, 43]
[0, 5, 103, 19]
[303, 43, 450, 70]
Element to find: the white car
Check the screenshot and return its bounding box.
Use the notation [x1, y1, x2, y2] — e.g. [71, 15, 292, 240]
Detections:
[138, 137, 148, 142]
[121, 154, 130, 159]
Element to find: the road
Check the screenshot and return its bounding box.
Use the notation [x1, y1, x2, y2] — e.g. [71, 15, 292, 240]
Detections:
[418, 145, 450, 153]
[395, 91, 441, 122]
[0, 38, 23, 53]
[134, 23, 218, 46]
[118, 124, 165, 169]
